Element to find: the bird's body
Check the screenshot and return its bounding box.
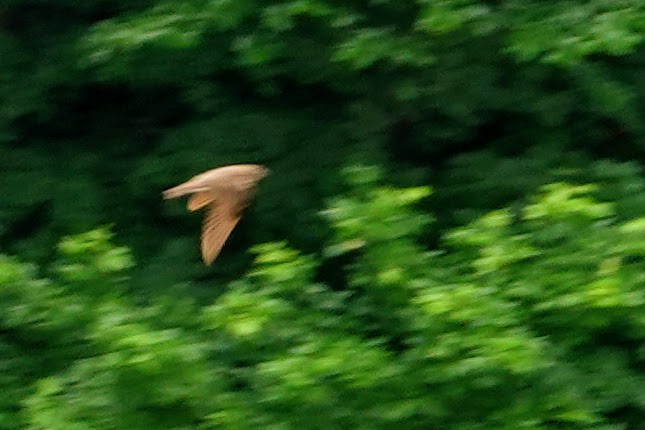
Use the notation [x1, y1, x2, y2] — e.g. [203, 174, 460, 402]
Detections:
[162, 164, 269, 265]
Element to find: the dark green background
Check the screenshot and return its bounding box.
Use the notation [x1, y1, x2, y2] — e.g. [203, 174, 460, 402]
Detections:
[0, 1, 644, 428]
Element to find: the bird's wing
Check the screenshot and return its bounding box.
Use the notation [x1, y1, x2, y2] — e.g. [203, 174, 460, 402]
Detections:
[187, 191, 216, 212]
[200, 201, 242, 265]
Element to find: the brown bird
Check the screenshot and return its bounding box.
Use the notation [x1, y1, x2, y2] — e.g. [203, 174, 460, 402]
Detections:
[162, 164, 270, 265]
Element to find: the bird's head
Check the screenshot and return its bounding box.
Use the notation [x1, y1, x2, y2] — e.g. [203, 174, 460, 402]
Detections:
[255, 165, 271, 180]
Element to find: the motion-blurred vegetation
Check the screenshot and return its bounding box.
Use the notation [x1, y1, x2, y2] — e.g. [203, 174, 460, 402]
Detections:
[1, 0, 644, 428]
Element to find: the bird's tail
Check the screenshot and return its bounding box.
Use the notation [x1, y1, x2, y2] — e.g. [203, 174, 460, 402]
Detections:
[162, 184, 193, 199]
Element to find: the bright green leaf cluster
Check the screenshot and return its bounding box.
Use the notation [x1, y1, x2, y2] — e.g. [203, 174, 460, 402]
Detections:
[5, 169, 643, 428]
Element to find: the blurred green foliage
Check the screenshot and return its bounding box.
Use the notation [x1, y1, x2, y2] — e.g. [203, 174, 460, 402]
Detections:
[2, 169, 644, 429]
[1, 0, 644, 428]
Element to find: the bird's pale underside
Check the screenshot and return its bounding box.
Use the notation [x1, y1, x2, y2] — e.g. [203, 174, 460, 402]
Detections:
[162, 164, 269, 265]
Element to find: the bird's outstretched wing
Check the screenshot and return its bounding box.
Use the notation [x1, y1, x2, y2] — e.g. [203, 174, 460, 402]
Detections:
[200, 201, 242, 265]
[187, 192, 216, 212]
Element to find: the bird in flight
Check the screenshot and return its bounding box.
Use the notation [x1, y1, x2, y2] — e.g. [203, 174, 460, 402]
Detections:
[162, 164, 269, 265]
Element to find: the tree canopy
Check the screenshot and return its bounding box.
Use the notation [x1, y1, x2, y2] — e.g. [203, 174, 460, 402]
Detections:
[0, 0, 644, 428]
